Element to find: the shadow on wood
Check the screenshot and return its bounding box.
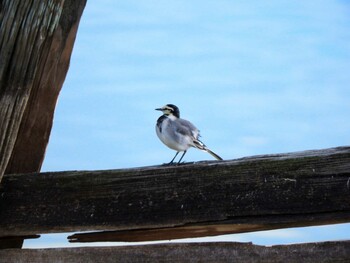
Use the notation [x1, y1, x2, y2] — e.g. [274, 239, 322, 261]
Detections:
[0, 235, 40, 249]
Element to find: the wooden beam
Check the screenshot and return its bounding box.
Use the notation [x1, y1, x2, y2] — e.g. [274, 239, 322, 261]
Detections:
[0, 0, 87, 181]
[0, 146, 350, 241]
[1, 241, 350, 262]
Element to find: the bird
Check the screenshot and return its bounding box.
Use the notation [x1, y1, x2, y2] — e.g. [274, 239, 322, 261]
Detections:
[155, 104, 223, 164]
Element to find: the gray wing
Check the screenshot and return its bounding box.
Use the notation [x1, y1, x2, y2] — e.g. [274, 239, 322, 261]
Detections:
[176, 118, 200, 138]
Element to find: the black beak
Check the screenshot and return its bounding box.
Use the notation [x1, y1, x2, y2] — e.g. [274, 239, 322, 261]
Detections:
[155, 108, 163, 111]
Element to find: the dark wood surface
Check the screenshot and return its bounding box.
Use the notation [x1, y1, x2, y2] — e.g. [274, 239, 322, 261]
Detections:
[0, 235, 39, 249]
[1, 146, 349, 242]
[1, 241, 350, 263]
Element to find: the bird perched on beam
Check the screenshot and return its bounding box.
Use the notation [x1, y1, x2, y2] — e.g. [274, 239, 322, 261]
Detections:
[155, 104, 223, 164]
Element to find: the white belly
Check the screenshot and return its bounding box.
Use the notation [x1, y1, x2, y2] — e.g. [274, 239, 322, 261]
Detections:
[156, 118, 191, 152]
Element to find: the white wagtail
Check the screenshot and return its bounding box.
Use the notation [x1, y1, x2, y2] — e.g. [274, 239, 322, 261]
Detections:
[155, 104, 223, 164]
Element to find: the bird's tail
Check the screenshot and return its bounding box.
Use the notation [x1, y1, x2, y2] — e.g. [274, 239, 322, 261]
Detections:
[206, 148, 223, 161]
[193, 139, 223, 161]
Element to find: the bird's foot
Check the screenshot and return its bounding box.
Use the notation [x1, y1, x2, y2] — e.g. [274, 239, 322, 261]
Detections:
[161, 161, 177, 166]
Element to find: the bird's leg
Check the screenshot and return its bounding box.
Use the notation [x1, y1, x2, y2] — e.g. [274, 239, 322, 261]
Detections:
[177, 151, 187, 164]
[168, 152, 180, 164]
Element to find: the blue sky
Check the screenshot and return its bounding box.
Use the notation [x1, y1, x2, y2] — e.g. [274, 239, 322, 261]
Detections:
[24, 0, 350, 248]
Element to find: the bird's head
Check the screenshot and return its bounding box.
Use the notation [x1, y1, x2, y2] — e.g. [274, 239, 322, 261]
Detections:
[156, 104, 180, 118]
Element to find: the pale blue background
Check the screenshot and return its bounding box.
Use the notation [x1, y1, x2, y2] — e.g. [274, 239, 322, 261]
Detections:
[25, 0, 350, 248]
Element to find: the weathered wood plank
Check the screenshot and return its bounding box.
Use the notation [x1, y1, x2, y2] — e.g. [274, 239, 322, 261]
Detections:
[0, 146, 350, 240]
[1, 241, 350, 263]
[0, 0, 87, 181]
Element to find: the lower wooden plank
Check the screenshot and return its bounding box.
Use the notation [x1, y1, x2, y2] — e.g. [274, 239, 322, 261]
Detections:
[1, 241, 350, 263]
[68, 211, 350, 242]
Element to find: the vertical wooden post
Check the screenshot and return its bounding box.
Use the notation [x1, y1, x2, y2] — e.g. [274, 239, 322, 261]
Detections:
[0, 0, 86, 248]
[0, 0, 86, 179]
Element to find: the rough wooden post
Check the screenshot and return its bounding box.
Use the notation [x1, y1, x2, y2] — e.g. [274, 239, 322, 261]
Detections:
[0, 0, 87, 181]
[0, 0, 87, 248]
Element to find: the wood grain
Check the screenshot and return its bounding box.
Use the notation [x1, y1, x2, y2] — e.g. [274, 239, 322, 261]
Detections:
[0, 0, 86, 181]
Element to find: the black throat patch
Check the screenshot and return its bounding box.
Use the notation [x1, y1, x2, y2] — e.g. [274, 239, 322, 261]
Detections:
[157, 115, 168, 133]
